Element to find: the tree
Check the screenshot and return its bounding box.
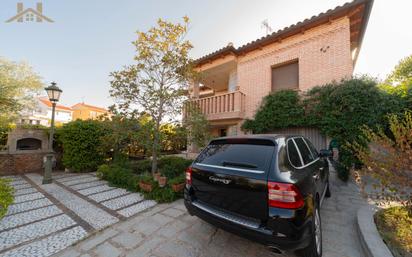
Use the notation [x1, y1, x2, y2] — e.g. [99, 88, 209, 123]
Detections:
[184, 105, 210, 148]
[0, 57, 43, 125]
[109, 17, 195, 174]
[350, 112, 412, 215]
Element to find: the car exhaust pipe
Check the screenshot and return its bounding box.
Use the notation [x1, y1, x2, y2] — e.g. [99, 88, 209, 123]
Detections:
[267, 246, 283, 255]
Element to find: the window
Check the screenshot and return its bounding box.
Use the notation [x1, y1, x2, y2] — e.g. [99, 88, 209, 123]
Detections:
[287, 139, 302, 167]
[304, 138, 319, 159]
[196, 141, 275, 171]
[294, 137, 315, 164]
[271, 61, 299, 91]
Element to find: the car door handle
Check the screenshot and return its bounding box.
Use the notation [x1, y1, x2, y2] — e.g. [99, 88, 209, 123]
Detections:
[312, 172, 320, 180]
[319, 167, 324, 172]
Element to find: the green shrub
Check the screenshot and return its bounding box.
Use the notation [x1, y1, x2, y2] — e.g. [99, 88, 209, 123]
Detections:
[138, 173, 156, 185]
[169, 174, 185, 185]
[0, 178, 14, 218]
[142, 184, 181, 203]
[58, 120, 108, 172]
[158, 156, 192, 179]
[335, 161, 350, 181]
[242, 90, 305, 133]
[97, 162, 139, 192]
[131, 159, 152, 175]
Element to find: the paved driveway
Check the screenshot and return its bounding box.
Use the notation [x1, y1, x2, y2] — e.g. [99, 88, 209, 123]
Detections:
[56, 167, 367, 257]
[0, 173, 155, 257]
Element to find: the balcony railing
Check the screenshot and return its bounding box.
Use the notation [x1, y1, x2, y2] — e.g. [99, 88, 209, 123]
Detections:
[186, 91, 245, 121]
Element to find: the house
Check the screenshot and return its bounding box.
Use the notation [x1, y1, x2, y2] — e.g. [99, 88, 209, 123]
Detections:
[6, 3, 53, 23]
[187, 0, 373, 141]
[19, 97, 72, 126]
[71, 103, 109, 120]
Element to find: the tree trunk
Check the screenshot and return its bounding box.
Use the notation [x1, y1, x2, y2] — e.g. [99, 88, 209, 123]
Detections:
[151, 118, 161, 175]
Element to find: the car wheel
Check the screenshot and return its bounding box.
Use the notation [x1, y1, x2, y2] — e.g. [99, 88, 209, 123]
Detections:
[325, 181, 331, 198]
[296, 204, 322, 257]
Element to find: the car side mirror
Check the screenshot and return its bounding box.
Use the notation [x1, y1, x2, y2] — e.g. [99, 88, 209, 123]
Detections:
[319, 149, 333, 158]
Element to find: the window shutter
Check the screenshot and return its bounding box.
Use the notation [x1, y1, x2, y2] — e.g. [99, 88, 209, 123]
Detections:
[272, 61, 299, 91]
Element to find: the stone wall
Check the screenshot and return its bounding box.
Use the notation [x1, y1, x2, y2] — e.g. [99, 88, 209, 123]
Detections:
[0, 152, 46, 175]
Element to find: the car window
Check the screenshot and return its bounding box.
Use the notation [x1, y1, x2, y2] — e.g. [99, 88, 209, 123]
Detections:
[195, 143, 275, 171]
[294, 137, 315, 164]
[287, 139, 302, 167]
[304, 138, 319, 159]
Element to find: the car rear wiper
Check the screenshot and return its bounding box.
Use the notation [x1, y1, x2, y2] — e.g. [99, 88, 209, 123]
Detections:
[221, 161, 257, 169]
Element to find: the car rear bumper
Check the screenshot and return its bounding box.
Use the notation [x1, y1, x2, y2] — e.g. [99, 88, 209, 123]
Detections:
[184, 197, 312, 252]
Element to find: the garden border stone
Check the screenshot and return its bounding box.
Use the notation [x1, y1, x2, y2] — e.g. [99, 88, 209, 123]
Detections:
[356, 205, 394, 257]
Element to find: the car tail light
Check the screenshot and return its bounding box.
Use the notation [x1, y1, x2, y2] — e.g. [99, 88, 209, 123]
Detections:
[186, 167, 192, 185]
[268, 182, 304, 209]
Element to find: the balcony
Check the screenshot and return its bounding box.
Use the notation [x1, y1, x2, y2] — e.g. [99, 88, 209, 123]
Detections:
[186, 91, 245, 121]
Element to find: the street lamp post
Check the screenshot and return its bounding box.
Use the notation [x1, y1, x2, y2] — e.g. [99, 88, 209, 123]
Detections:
[43, 82, 62, 184]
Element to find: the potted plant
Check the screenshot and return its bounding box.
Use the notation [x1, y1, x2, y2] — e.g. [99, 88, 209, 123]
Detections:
[158, 175, 167, 188]
[169, 175, 185, 192]
[138, 173, 155, 192]
[153, 171, 161, 182]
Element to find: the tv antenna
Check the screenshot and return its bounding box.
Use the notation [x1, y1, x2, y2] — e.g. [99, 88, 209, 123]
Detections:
[261, 19, 273, 35]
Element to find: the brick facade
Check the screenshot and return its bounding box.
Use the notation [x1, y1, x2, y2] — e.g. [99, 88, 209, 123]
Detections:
[237, 17, 353, 120]
[0, 152, 45, 175]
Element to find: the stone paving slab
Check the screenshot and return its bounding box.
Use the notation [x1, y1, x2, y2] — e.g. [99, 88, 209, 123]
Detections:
[70, 180, 107, 190]
[101, 194, 144, 210]
[13, 192, 44, 203]
[0, 205, 62, 231]
[78, 184, 114, 196]
[0, 214, 76, 251]
[26, 173, 119, 230]
[6, 198, 53, 216]
[0, 226, 87, 257]
[88, 188, 129, 203]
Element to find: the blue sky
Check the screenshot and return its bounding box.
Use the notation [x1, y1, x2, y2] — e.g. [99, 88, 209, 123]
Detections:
[0, 0, 411, 108]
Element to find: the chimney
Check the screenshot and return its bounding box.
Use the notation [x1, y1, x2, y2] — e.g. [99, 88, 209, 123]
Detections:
[17, 2, 23, 22]
[36, 2, 43, 13]
[36, 3, 43, 22]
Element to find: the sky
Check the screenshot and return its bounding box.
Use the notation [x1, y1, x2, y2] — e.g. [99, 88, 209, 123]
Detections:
[0, 0, 411, 108]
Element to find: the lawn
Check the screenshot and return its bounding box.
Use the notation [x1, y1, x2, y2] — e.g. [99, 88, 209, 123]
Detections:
[375, 206, 412, 257]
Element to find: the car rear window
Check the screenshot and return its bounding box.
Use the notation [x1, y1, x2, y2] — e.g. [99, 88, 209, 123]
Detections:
[287, 139, 302, 167]
[294, 137, 315, 164]
[195, 141, 275, 172]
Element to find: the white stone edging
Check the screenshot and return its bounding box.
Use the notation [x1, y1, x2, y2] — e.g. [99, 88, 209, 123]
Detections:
[356, 206, 394, 257]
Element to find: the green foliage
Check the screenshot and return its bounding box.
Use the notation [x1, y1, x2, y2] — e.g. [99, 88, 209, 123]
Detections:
[138, 173, 156, 185]
[169, 174, 185, 185]
[0, 57, 43, 125]
[242, 90, 305, 133]
[131, 159, 152, 174]
[184, 105, 211, 148]
[97, 163, 139, 192]
[350, 112, 412, 210]
[142, 185, 181, 203]
[158, 156, 192, 179]
[58, 120, 108, 172]
[375, 206, 412, 256]
[0, 178, 14, 219]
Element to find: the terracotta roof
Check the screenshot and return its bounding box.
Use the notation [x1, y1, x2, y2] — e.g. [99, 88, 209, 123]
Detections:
[39, 98, 72, 111]
[194, 0, 373, 66]
[71, 103, 108, 113]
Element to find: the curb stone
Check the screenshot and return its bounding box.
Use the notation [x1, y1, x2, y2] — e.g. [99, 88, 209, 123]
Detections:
[356, 206, 394, 257]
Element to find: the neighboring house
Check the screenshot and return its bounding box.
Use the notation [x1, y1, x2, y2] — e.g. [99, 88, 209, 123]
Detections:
[6, 3, 53, 23]
[19, 97, 73, 126]
[187, 0, 373, 141]
[71, 103, 109, 120]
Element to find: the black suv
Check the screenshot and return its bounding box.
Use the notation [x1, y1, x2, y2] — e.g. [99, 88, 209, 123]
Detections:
[184, 135, 331, 257]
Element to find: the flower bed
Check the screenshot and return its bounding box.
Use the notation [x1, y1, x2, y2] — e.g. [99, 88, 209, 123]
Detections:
[375, 206, 412, 257]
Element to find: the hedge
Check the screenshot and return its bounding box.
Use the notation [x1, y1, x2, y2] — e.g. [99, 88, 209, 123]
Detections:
[0, 178, 14, 219]
[242, 77, 406, 180]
